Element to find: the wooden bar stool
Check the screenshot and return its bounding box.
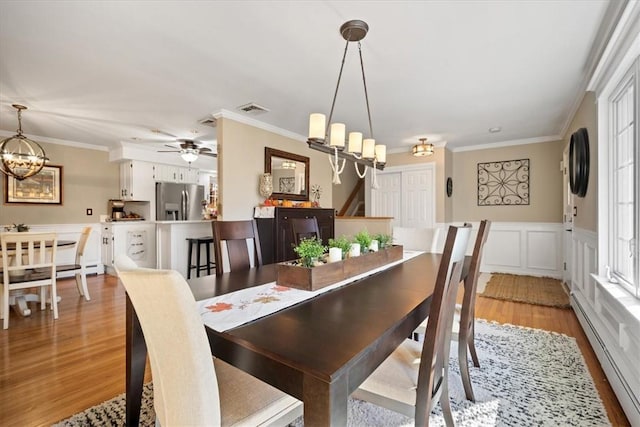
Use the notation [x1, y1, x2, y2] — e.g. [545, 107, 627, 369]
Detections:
[186, 237, 216, 279]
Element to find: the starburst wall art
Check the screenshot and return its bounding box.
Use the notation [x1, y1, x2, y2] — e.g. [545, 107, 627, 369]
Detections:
[477, 159, 529, 206]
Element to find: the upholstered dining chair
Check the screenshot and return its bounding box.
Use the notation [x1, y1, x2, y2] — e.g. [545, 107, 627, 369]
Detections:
[56, 226, 92, 301]
[353, 224, 472, 426]
[1, 232, 59, 329]
[290, 217, 321, 247]
[115, 260, 303, 426]
[393, 226, 440, 253]
[413, 220, 491, 402]
[212, 220, 263, 276]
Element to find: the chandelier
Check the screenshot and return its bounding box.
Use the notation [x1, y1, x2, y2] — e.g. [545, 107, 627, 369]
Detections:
[180, 148, 199, 163]
[307, 20, 386, 187]
[281, 160, 296, 169]
[0, 104, 48, 180]
[412, 138, 434, 157]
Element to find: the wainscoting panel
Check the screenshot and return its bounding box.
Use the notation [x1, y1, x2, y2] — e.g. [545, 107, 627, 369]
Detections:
[571, 227, 640, 425]
[433, 222, 564, 278]
[26, 223, 104, 276]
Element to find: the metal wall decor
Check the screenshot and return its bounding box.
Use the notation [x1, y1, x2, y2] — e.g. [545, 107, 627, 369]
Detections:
[569, 127, 589, 197]
[477, 159, 529, 206]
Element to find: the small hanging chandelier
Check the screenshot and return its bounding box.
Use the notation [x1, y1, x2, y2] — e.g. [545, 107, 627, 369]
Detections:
[0, 104, 48, 180]
[412, 138, 434, 157]
[180, 148, 199, 163]
[307, 20, 386, 188]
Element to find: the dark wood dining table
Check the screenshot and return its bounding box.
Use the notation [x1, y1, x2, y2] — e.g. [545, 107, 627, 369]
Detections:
[125, 252, 469, 426]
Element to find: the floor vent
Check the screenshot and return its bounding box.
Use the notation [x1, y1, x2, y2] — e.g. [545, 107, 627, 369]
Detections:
[237, 102, 269, 114]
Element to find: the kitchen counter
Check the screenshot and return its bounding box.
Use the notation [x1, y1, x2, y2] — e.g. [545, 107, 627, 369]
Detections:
[156, 220, 216, 278]
[155, 219, 214, 224]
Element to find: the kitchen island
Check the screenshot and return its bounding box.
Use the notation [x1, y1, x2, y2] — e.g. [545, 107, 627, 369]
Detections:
[156, 220, 215, 278]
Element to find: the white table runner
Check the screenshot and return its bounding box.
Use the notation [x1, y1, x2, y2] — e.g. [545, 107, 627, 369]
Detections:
[199, 250, 424, 332]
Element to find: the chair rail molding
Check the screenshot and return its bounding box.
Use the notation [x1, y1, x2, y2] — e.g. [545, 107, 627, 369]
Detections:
[434, 222, 564, 278]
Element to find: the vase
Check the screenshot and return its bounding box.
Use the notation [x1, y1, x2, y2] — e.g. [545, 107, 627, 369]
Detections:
[259, 173, 273, 199]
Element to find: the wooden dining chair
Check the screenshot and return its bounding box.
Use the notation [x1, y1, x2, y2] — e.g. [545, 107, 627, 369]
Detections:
[56, 226, 92, 301]
[1, 232, 59, 329]
[413, 220, 491, 402]
[353, 224, 472, 426]
[212, 220, 263, 276]
[290, 217, 321, 246]
[393, 226, 440, 253]
[117, 265, 302, 426]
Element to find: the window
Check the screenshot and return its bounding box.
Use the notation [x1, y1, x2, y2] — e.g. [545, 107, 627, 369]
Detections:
[608, 61, 639, 298]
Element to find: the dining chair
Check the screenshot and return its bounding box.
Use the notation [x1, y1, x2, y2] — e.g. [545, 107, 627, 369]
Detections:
[1, 232, 59, 329]
[290, 217, 321, 246]
[116, 263, 303, 426]
[393, 226, 440, 253]
[56, 226, 92, 301]
[413, 220, 491, 402]
[353, 224, 472, 426]
[212, 220, 263, 276]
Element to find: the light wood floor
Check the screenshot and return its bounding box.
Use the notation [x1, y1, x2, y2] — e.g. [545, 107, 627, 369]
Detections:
[0, 274, 631, 426]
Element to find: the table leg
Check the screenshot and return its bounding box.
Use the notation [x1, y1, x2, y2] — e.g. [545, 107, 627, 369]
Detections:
[303, 373, 348, 426]
[126, 294, 147, 427]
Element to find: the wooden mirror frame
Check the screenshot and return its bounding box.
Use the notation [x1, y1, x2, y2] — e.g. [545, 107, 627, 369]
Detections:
[264, 147, 310, 201]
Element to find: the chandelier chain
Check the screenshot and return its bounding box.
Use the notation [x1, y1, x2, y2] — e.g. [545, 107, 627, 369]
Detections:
[325, 38, 351, 138]
[358, 41, 374, 139]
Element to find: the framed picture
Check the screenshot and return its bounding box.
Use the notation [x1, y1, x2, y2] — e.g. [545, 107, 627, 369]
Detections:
[4, 165, 63, 205]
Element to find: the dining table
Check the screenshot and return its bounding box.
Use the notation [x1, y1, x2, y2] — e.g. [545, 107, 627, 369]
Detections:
[125, 251, 470, 426]
[1, 239, 76, 316]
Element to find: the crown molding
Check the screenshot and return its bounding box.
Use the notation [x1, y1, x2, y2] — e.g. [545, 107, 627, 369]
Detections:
[450, 135, 562, 153]
[212, 109, 306, 142]
[0, 129, 109, 151]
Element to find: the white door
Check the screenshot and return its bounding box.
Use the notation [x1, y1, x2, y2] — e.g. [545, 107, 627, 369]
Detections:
[370, 164, 436, 228]
[562, 147, 574, 286]
[371, 172, 402, 228]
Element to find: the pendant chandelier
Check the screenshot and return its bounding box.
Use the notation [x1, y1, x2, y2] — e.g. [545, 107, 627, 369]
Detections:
[307, 20, 386, 188]
[412, 138, 434, 157]
[180, 148, 199, 163]
[0, 104, 48, 180]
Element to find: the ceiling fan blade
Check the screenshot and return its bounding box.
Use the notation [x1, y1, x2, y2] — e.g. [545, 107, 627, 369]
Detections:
[157, 150, 180, 153]
[200, 152, 218, 158]
[164, 144, 179, 149]
[198, 147, 213, 153]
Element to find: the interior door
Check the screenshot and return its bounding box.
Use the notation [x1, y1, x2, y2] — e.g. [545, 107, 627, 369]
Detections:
[562, 147, 574, 286]
[371, 172, 402, 228]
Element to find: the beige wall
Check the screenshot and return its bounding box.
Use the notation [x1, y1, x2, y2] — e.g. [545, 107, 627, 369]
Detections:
[386, 147, 446, 223]
[217, 118, 333, 220]
[0, 142, 119, 225]
[563, 92, 597, 232]
[444, 148, 453, 222]
[331, 162, 360, 213]
[452, 140, 564, 222]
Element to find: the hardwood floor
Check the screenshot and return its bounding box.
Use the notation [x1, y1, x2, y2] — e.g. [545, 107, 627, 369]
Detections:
[0, 274, 631, 426]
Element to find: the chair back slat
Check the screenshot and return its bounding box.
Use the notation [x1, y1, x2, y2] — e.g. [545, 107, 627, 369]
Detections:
[290, 217, 321, 247]
[415, 224, 471, 425]
[212, 220, 263, 275]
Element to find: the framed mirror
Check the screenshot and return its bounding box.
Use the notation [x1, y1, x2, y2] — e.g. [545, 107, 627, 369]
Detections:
[265, 147, 310, 201]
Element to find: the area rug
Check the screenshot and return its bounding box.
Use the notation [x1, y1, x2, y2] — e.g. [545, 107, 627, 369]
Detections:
[480, 273, 571, 308]
[53, 321, 609, 427]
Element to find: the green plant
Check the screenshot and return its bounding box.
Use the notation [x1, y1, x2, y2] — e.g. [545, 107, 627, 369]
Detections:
[328, 236, 351, 259]
[375, 233, 393, 249]
[293, 237, 327, 268]
[354, 229, 373, 253]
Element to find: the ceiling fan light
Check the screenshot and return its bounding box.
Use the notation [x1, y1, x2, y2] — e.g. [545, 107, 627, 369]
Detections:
[180, 148, 199, 163]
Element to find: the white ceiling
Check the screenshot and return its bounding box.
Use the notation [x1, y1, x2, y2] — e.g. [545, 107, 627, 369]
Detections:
[0, 0, 619, 158]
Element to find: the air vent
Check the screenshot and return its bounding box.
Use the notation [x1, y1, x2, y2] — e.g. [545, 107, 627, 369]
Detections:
[237, 102, 269, 114]
[198, 116, 217, 127]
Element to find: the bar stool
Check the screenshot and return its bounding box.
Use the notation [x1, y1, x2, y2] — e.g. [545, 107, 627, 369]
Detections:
[186, 237, 216, 279]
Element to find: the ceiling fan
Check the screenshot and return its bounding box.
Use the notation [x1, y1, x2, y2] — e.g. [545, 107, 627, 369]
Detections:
[157, 139, 217, 163]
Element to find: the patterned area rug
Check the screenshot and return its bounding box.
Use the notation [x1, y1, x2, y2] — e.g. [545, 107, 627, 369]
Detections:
[480, 273, 571, 308]
[53, 321, 609, 427]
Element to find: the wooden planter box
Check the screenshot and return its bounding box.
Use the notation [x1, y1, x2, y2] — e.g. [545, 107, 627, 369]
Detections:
[277, 245, 403, 291]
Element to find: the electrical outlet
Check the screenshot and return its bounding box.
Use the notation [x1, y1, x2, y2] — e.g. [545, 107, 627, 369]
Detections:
[86, 208, 93, 216]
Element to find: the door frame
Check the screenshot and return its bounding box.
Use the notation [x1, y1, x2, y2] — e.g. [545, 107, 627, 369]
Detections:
[365, 163, 436, 227]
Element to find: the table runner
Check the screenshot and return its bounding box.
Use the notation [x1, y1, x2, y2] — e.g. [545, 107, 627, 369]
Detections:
[199, 250, 424, 332]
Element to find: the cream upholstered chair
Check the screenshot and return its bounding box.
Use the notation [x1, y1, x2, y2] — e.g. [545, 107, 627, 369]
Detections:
[393, 226, 440, 253]
[1, 232, 58, 329]
[353, 225, 471, 426]
[413, 220, 491, 402]
[56, 226, 92, 301]
[115, 257, 302, 426]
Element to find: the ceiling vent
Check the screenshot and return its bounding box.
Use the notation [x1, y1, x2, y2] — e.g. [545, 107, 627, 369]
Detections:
[198, 116, 218, 127]
[237, 102, 269, 114]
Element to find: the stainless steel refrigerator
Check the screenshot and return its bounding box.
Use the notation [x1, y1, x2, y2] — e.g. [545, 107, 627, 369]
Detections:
[156, 182, 205, 221]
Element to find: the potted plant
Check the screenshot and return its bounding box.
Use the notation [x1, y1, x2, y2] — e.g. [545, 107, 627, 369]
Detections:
[354, 230, 373, 253]
[328, 236, 351, 261]
[293, 237, 327, 268]
[375, 233, 393, 249]
[13, 223, 30, 232]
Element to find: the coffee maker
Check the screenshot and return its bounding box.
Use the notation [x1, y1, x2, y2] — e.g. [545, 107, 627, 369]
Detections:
[109, 199, 125, 220]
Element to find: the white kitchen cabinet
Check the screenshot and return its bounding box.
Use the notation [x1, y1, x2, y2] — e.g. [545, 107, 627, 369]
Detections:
[155, 164, 199, 184]
[103, 222, 156, 275]
[120, 160, 155, 201]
